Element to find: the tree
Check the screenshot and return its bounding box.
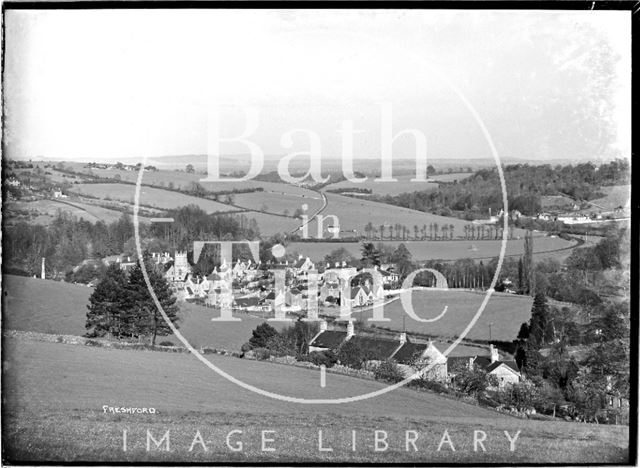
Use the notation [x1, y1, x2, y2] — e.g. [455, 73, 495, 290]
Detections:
[451, 365, 499, 401]
[85, 264, 128, 338]
[324, 247, 355, 267]
[529, 293, 551, 347]
[517, 322, 530, 340]
[249, 322, 279, 349]
[186, 164, 195, 173]
[126, 259, 180, 345]
[427, 165, 436, 175]
[391, 243, 414, 281]
[360, 242, 381, 267]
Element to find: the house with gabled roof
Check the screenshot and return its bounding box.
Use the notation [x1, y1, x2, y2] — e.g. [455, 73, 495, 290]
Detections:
[293, 256, 315, 276]
[393, 336, 448, 381]
[307, 321, 448, 381]
[448, 345, 521, 389]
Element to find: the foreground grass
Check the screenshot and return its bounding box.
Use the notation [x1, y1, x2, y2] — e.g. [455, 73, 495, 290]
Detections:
[1, 337, 630, 463]
[2, 408, 628, 463]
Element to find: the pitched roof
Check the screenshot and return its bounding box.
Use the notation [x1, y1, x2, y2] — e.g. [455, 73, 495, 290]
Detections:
[474, 356, 492, 369]
[486, 360, 520, 374]
[350, 287, 365, 299]
[348, 335, 400, 360]
[392, 341, 428, 364]
[294, 258, 311, 268]
[309, 330, 347, 349]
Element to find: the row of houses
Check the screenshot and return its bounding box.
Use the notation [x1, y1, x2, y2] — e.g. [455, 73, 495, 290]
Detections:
[308, 321, 521, 389]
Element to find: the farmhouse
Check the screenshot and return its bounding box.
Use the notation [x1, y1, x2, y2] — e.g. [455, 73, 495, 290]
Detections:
[449, 345, 521, 389]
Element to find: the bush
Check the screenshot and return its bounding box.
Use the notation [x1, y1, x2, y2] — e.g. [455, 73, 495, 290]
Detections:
[241, 342, 253, 352]
[84, 339, 101, 347]
[252, 348, 272, 360]
[373, 359, 405, 383]
[306, 350, 338, 368]
[409, 379, 449, 394]
[336, 339, 369, 369]
[158, 341, 174, 347]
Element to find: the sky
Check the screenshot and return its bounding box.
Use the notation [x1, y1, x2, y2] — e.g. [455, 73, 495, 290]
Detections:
[3, 9, 631, 163]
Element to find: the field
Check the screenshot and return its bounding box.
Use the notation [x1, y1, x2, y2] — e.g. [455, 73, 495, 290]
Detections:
[323, 175, 440, 196]
[352, 289, 533, 342]
[288, 234, 576, 262]
[59, 163, 318, 195]
[3, 274, 531, 347]
[305, 193, 475, 238]
[4, 199, 131, 225]
[242, 212, 302, 236]
[2, 336, 629, 463]
[322, 173, 473, 196]
[233, 190, 324, 216]
[1, 275, 288, 351]
[587, 184, 631, 211]
[69, 183, 237, 214]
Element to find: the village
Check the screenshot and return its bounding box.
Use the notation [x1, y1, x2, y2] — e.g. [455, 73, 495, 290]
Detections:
[102, 249, 523, 393]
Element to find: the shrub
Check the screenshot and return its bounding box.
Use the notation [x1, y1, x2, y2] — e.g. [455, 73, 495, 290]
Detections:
[252, 348, 272, 360]
[409, 379, 449, 394]
[307, 350, 338, 368]
[158, 341, 174, 347]
[336, 339, 369, 369]
[84, 339, 101, 347]
[373, 359, 404, 383]
[241, 342, 253, 352]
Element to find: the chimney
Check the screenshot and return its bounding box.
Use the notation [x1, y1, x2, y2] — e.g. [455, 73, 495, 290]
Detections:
[490, 344, 499, 363]
[346, 321, 355, 339]
[319, 320, 328, 332]
[399, 332, 407, 344]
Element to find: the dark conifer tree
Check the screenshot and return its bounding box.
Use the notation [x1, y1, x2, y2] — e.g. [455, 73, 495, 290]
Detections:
[85, 264, 128, 338]
[126, 256, 180, 345]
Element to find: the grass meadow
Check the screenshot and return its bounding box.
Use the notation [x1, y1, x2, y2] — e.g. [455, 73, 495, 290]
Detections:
[233, 190, 324, 216]
[352, 289, 533, 342]
[5, 199, 129, 225]
[62, 164, 318, 195]
[1, 275, 287, 351]
[288, 234, 575, 262]
[304, 193, 473, 238]
[69, 183, 235, 214]
[322, 173, 473, 196]
[2, 336, 630, 463]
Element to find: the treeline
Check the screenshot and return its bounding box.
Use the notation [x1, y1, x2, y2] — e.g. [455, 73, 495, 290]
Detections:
[369, 160, 630, 217]
[3, 206, 261, 278]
